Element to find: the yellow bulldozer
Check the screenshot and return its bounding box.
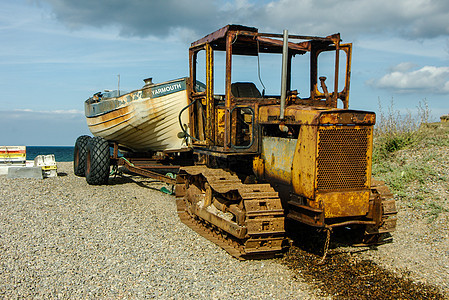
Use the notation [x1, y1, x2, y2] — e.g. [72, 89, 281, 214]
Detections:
[175, 25, 397, 259]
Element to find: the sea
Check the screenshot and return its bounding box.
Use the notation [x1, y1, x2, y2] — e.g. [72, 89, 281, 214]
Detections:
[26, 146, 74, 162]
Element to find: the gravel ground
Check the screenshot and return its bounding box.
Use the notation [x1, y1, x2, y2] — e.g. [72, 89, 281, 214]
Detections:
[362, 125, 449, 296]
[357, 200, 449, 294]
[0, 162, 322, 299]
[1, 162, 447, 299]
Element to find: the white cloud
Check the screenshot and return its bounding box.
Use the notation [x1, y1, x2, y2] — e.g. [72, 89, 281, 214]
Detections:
[13, 108, 84, 114]
[36, 0, 220, 38]
[260, 0, 449, 39]
[390, 62, 417, 73]
[369, 64, 449, 93]
[35, 0, 449, 40]
[6, 109, 85, 123]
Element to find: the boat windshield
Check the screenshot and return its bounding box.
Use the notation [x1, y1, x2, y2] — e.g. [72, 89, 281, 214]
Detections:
[102, 90, 128, 98]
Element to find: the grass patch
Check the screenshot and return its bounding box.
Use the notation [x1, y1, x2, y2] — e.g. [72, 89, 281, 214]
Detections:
[373, 99, 429, 161]
[372, 99, 449, 221]
[427, 203, 449, 223]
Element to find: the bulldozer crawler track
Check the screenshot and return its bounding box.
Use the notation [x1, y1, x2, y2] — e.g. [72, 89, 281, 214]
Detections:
[362, 180, 398, 244]
[176, 166, 286, 260]
[371, 180, 397, 232]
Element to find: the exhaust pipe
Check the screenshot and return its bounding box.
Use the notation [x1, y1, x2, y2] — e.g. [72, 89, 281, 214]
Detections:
[280, 29, 288, 120]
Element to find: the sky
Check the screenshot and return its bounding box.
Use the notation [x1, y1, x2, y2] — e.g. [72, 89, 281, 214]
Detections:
[0, 0, 448, 146]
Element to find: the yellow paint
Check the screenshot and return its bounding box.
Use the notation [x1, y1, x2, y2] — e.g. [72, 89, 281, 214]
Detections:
[205, 43, 214, 145]
[41, 165, 57, 170]
[366, 127, 374, 189]
[340, 43, 352, 109]
[260, 136, 296, 184]
[259, 105, 323, 124]
[291, 125, 318, 199]
[0, 153, 25, 158]
[316, 190, 370, 218]
[215, 108, 226, 146]
[319, 112, 375, 124]
[252, 156, 264, 179]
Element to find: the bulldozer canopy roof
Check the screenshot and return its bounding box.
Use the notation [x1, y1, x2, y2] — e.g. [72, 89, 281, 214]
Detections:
[191, 24, 339, 56]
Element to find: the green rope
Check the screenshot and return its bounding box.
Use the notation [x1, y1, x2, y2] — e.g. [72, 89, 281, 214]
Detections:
[160, 172, 177, 194]
[121, 157, 135, 167]
[165, 172, 176, 179]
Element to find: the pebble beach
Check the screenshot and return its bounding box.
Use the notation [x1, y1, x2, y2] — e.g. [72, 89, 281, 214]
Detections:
[0, 162, 320, 299]
[2, 161, 448, 299]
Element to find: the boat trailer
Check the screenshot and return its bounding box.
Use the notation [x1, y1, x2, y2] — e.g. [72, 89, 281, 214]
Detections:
[110, 142, 192, 188]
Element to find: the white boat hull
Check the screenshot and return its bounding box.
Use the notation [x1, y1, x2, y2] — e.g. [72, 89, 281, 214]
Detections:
[85, 78, 191, 152]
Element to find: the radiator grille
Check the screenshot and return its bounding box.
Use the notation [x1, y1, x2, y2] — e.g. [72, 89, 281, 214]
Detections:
[317, 127, 370, 191]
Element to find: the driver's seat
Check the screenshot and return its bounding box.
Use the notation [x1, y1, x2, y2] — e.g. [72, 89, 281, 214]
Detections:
[231, 82, 262, 98]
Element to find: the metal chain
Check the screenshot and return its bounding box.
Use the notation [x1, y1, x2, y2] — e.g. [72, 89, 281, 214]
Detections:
[318, 228, 331, 264]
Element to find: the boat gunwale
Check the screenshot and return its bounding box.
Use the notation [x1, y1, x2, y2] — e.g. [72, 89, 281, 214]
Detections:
[85, 77, 189, 118]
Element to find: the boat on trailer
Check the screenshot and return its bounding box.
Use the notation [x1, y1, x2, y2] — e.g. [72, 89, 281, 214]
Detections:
[84, 77, 196, 152]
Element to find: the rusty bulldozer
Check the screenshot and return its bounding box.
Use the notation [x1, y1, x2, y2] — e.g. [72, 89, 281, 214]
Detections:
[175, 25, 397, 259]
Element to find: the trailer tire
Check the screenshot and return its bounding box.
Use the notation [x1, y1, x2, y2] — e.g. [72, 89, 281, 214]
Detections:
[85, 137, 110, 185]
[73, 135, 91, 177]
